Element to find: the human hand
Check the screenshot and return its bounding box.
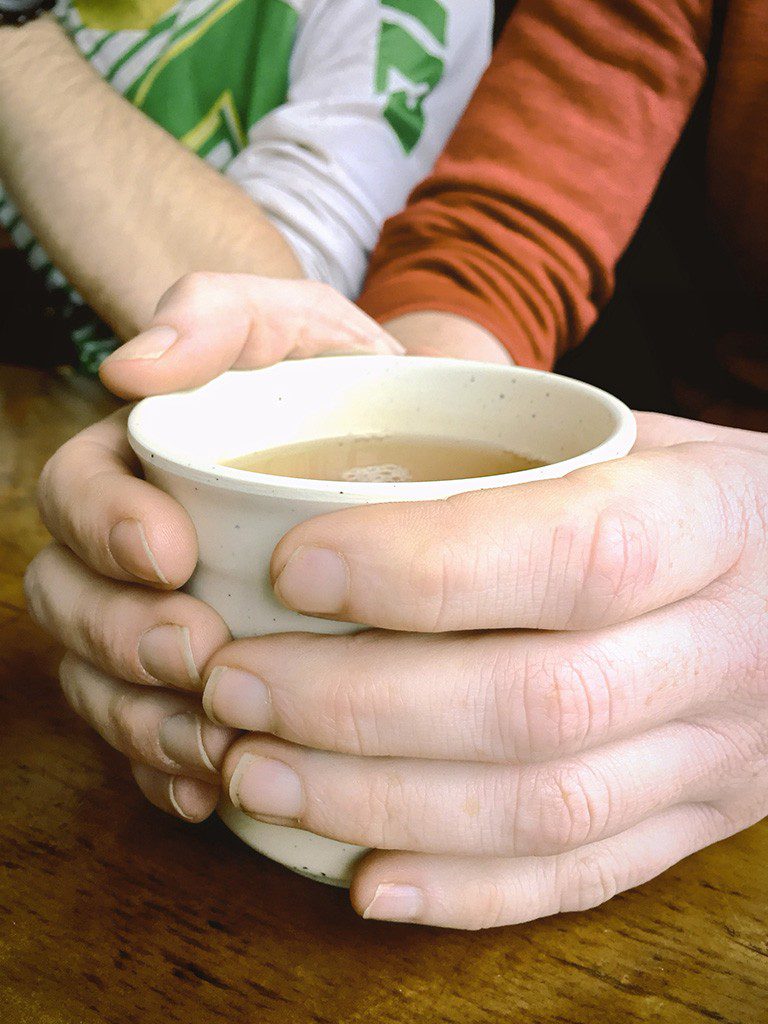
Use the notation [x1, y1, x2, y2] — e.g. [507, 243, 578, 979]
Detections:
[99, 273, 403, 399]
[98, 275, 512, 404]
[26, 277, 401, 819]
[24, 408, 237, 819]
[199, 413, 768, 929]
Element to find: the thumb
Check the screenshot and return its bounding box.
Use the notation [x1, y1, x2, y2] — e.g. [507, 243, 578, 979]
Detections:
[99, 273, 403, 400]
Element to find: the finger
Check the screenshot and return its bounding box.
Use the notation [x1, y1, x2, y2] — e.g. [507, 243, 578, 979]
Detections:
[99, 274, 404, 400]
[27, 543, 230, 691]
[350, 799, 761, 928]
[131, 763, 219, 823]
[61, 653, 237, 781]
[202, 584, 754, 759]
[270, 442, 757, 631]
[220, 716, 754, 857]
[36, 408, 197, 588]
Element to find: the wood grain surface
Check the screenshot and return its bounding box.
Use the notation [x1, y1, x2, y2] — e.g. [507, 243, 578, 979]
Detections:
[1, 364, 766, 1024]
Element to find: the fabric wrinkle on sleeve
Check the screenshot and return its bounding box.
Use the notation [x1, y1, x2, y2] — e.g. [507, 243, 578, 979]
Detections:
[359, 0, 711, 367]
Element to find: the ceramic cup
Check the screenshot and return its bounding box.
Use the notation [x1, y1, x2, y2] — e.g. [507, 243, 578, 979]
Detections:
[128, 356, 636, 887]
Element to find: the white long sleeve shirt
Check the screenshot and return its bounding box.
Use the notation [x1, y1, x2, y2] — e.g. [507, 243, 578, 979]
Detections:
[0, 0, 492, 370]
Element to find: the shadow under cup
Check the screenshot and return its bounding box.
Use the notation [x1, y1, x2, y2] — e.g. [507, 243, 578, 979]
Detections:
[128, 356, 637, 887]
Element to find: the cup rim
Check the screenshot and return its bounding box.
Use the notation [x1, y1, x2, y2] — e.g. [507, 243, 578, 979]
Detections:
[127, 357, 637, 501]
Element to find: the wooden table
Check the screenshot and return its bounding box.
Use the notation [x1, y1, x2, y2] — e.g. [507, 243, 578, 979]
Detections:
[1, 363, 766, 1024]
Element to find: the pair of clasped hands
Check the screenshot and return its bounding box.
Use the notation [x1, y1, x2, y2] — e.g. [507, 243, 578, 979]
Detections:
[26, 275, 768, 929]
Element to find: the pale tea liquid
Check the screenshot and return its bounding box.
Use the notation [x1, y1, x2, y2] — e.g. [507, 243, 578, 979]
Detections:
[222, 434, 545, 483]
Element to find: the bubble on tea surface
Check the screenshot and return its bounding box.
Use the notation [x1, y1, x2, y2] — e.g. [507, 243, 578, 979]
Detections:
[342, 464, 413, 483]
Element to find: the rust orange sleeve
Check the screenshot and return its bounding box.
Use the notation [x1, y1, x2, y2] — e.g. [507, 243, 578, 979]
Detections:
[359, 0, 712, 368]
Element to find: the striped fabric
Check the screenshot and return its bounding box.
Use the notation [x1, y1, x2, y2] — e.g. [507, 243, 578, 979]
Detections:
[0, 0, 492, 372]
[0, 0, 299, 371]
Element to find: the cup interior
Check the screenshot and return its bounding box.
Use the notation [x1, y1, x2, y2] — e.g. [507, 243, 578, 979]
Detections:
[128, 356, 635, 496]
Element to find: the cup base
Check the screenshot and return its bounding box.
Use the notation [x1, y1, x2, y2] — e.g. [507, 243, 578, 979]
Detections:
[217, 798, 367, 888]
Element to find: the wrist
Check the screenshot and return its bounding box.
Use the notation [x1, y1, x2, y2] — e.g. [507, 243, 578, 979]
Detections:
[385, 311, 513, 365]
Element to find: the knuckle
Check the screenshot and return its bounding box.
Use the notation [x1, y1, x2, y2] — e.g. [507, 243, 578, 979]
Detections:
[78, 594, 141, 681]
[316, 636, 396, 755]
[561, 849, 622, 913]
[521, 646, 616, 760]
[23, 557, 44, 626]
[77, 590, 115, 666]
[693, 717, 768, 785]
[461, 879, 511, 930]
[479, 646, 519, 760]
[36, 437, 86, 529]
[409, 555, 448, 629]
[408, 530, 471, 632]
[534, 763, 608, 853]
[58, 653, 85, 715]
[363, 771, 422, 850]
[108, 690, 159, 762]
[56, 473, 115, 567]
[577, 507, 659, 626]
[23, 545, 61, 632]
[78, 471, 115, 527]
[322, 674, 371, 756]
[170, 270, 218, 305]
[158, 272, 227, 326]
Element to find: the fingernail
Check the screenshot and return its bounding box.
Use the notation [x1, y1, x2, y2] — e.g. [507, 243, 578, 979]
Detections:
[203, 666, 273, 731]
[362, 884, 425, 923]
[138, 624, 201, 688]
[103, 325, 178, 362]
[273, 545, 349, 615]
[160, 712, 230, 772]
[169, 775, 212, 821]
[229, 753, 303, 822]
[108, 518, 169, 585]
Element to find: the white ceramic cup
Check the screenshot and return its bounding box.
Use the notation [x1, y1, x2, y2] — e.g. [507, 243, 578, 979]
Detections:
[128, 356, 636, 887]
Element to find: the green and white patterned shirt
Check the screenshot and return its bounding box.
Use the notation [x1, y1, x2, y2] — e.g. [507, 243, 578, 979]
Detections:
[0, 0, 492, 371]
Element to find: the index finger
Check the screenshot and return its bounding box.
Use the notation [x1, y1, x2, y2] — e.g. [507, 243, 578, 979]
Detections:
[269, 442, 759, 632]
[37, 408, 198, 588]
